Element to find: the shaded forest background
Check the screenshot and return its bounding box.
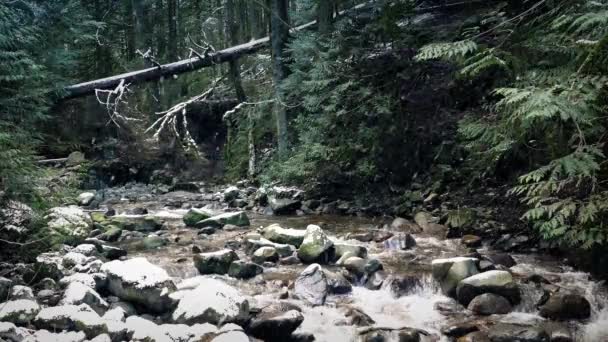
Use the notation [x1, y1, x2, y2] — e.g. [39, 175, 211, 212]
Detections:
[2, 0, 608, 253]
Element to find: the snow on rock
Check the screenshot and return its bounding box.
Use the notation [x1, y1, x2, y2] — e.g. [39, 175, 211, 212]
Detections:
[10, 285, 34, 300]
[101, 258, 176, 313]
[0, 299, 40, 325]
[77, 192, 95, 206]
[0, 321, 31, 342]
[125, 316, 217, 342]
[46, 206, 93, 243]
[59, 282, 109, 315]
[171, 278, 249, 325]
[59, 273, 96, 290]
[62, 252, 94, 269]
[22, 330, 87, 342]
[33, 304, 107, 339]
[71, 244, 98, 256]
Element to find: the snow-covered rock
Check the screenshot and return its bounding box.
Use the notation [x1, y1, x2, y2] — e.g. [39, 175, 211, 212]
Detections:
[77, 192, 96, 206]
[101, 258, 176, 313]
[125, 316, 217, 342]
[46, 206, 93, 243]
[71, 244, 98, 256]
[0, 299, 40, 325]
[62, 252, 94, 269]
[171, 278, 249, 325]
[33, 304, 107, 339]
[23, 330, 86, 342]
[0, 321, 31, 342]
[60, 282, 108, 315]
[9, 286, 34, 300]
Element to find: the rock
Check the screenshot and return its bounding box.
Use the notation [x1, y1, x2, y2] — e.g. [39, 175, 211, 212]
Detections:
[0, 299, 40, 325]
[347, 231, 374, 242]
[25, 330, 87, 342]
[487, 323, 549, 342]
[385, 275, 422, 297]
[46, 206, 93, 244]
[539, 292, 591, 320]
[72, 244, 98, 256]
[334, 243, 367, 259]
[171, 278, 249, 325]
[183, 208, 214, 227]
[294, 264, 328, 306]
[60, 282, 109, 315]
[431, 257, 479, 296]
[391, 217, 423, 233]
[37, 289, 61, 306]
[458, 331, 491, 342]
[62, 252, 93, 269]
[108, 216, 162, 232]
[36, 278, 57, 290]
[343, 257, 366, 276]
[0, 277, 13, 301]
[248, 302, 304, 341]
[441, 322, 479, 337]
[262, 224, 306, 247]
[297, 225, 334, 263]
[33, 304, 107, 339]
[325, 270, 352, 294]
[245, 238, 296, 257]
[194, 249, 239, 275]
[342, 306, 375, 326]
[223, 186, 241, 202]
[195, 211, 250, 228]
[468, 293, 512, 315]
[414, 211, 435, 231]
[0, 321, 31, 341]
[269, 197, 301, 215]
[9, 286, 34, 300]
[99, 226, 122, 242]
[66, 151, 85, 166]
[364, 270, 387, 290]
[125, 315, 218, 342]
[228, 261, 263, 279]
[364, 259, 383, 274]
[483, 254, 516, 268]
[456, 270, 520, 306]
[358, 327, 423, 342]
[59, 273, 97, 290]
[462, 235, 482, 248]
[101, 258, 176, 313]
[252, 246, 279, 264]
[78, 192, 96, 206]
[383, 234, 416, 250]
[100, 245, 127, 260]
[212, 330, 249, 342]
[199, 227, 216, 235]
[30, 252, 64, 281]
[89, 333, 112, 342]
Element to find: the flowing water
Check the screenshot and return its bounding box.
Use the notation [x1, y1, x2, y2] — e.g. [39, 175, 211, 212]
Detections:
[110, 202, 608, 341]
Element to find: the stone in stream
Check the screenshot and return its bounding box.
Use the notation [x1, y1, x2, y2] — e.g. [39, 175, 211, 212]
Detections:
[245, 237, 296, 257]
[456, 270, 520, 306]
[195, 211, 250, 228]
[343, 256, 367, 276]
[458, 331, 491, 342]
[252, 246, 279, 264]
[100, 244, 127, 260]
[262, 223, 306, 247]
[383, 233, 416, 250]
[325, 270, 353, 294]
[334, 243, 367, 259]
[228, 260, 263, 279]
[297, 225, 334, 263]
[431, 257, 479, 296]
[107, 215, 163, 232]
[171, 278, 249, 325]
[248, 302, 305, 341]
[358, 327, 424, 342]
[0, 299, 40, 325]
[194, 249, 239, 275]
[487, 323, 549, 342]
[33, 304, 108, 339]
[341, 306, 375, 326]
[294, 264, 328, 306]
[467, 293, 512, 315]
[385, 275, 423, 297]
[269, 197, 302, 215]
[182, 208, 214, 227]
[539, 292, 591, 320]
[46, 206, 93, 244]
[391, 217, 423, 233]
[483, 253, 516, 268]
[59, 282, 109, 315]
[462, 235, 482, 248]
[101, 258, 177, 313]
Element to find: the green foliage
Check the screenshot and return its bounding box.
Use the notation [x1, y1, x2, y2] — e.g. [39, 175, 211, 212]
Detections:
[417, 0, 608, 247]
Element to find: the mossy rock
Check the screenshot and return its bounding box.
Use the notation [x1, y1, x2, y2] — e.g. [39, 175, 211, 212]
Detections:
[108, 216, 163, 232]
[183, 208, 214, 227]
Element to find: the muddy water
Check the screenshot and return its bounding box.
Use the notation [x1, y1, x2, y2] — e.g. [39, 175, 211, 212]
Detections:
[115, 207, 608, 341]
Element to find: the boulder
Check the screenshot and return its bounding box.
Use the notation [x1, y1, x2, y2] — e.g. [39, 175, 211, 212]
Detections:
[539, 292, 591, 320]
[248, 307, 304, 341]
[60, 282, 109, 315]
[383, 234, 416, 250]
[252, 247, 279, 264]
[462, 235, 482, 248]
[66, 151, 85, 166]
[294, 264, 328, 306]
[125, 315, 218, 342]
[385, 275, 422, 297]
[468, 293, 512, 315]
[172, 278, 249, 325]
[62, 252, 93, 269]
[269, 197, 301, 215]
[141, 235, 169, 250]
[223, 186, 241, 202]
[456, 270, 520, 306]
[100, 245, 127, 260]
[30, 252, 65, 281]
[358, 327, 424, 342]
[46, 206, 93, 244]
[9, 286, 34, 300]
[195, 211, 250, 228]
[334, 243, 367, 259]
[77, 192, 96, 206]
[228, 261, 263, 279]
[325, 270, 352, 294]
[245, 238, 296, 257]
[297, 225, 334, 263]
[343, 257, 367, 276]
[33, 304, 107, 339]
[262, 224, 306, 247]
[183, 208, 214, 227]
[101, 258, 176, 313]
[59, 273, 97, 290]
[194, 249, 239, 275]
[99, 226, 122, 242]
[342, 306, 375, 326]
[0, 321, 31, 341]
[72, 244, 98, 256]
[0, 299, 40, 325]
[25, 330, 87, 342]
[487, 323, 549, 342]
[431, 257, 479, 296]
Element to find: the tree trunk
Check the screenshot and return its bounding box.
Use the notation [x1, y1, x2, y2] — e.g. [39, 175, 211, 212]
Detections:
[226, 0, 246, 102]
[318, 0, 334, 34]
[270, 0, 290, 158]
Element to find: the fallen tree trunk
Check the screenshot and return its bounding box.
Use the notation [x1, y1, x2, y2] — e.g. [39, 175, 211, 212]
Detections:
[62, 0, 486, 99]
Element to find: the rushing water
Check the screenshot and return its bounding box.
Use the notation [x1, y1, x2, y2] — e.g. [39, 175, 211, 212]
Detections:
[112, 204, 608, 341]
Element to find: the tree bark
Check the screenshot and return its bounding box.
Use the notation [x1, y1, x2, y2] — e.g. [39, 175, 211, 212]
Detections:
[318, 0, 334, 34]
[226, 0, 246, 102]
[270, 0, 290, 158]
